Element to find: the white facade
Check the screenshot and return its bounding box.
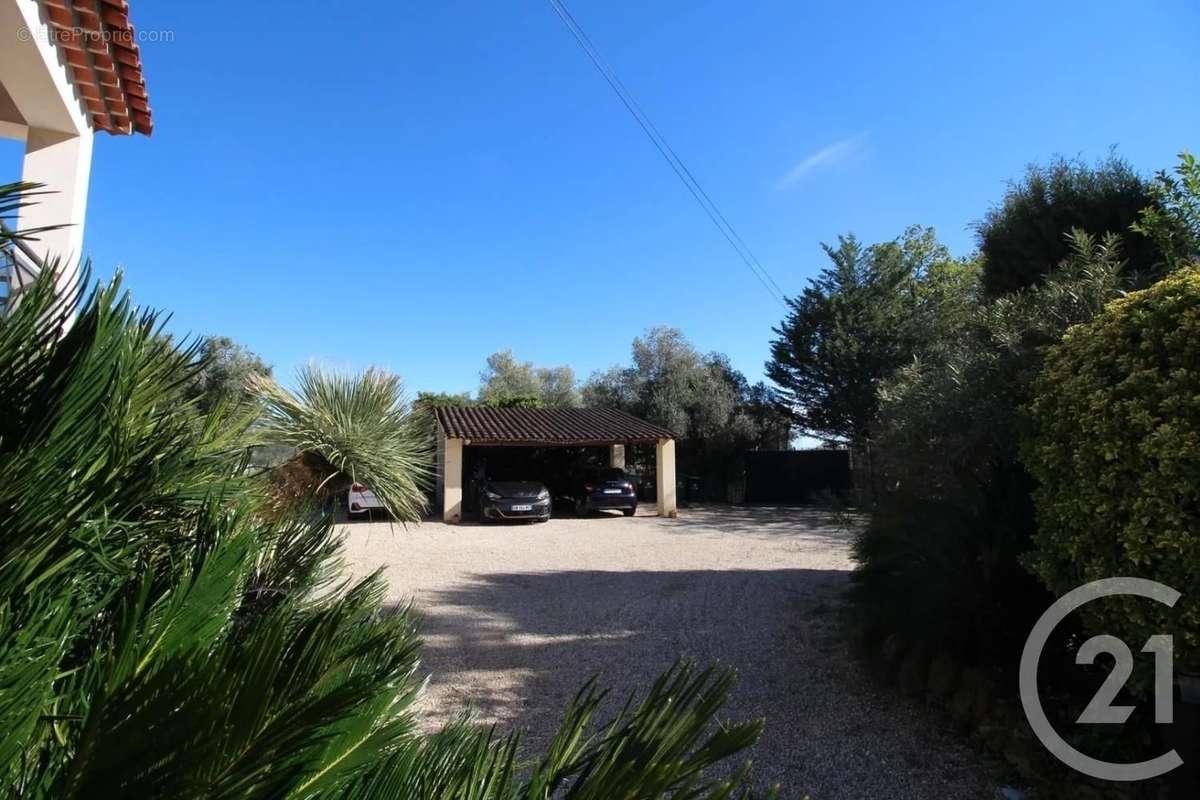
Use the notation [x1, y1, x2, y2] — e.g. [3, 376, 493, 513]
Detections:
[1, 0, 96, 297]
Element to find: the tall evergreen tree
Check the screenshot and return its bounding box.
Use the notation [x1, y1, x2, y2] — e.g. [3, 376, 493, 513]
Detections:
[766, 226, 971, 447]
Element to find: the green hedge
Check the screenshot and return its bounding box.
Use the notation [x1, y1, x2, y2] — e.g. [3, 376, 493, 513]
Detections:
[1024, 267, 1200, 672]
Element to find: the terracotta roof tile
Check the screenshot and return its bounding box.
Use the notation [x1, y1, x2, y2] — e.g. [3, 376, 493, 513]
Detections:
[35, 0, 153, 136]
[63, 48, 89, 68]
[45, 5, 74, 27]
[434, 406, 675, 446]
[91, 51, 116, 72]
[100, 7, 126, 27]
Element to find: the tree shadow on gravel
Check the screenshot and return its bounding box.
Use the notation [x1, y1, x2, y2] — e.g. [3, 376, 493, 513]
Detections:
[387, 567, 998, 799]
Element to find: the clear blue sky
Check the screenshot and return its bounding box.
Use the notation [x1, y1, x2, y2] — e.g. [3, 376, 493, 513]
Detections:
[6, 0, 1198, 395]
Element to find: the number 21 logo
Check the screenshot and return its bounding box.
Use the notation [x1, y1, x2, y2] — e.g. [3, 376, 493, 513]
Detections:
[1020, 578, 1183, 782]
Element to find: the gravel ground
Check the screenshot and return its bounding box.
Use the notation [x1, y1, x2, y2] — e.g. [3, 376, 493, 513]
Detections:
[338, 505, 1001, 799]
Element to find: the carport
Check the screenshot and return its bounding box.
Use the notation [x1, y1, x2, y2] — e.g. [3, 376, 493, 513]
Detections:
[433, 407, 677, 523]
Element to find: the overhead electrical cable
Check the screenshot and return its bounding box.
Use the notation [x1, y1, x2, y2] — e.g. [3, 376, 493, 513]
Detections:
[546, 0, 789, 306]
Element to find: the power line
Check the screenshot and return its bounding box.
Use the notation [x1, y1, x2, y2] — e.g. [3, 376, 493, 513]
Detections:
[547, 0, 786, 304]
[545, 0, 789, 307]
[549, 0, 788, 302]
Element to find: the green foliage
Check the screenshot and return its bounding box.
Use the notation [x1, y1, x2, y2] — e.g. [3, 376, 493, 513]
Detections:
[876, 231, 1126, 496]
[252, 366, 435, 521]
[976, 153, 1164, 297]
[767, 226, 975, 446]
[478, 349, 581, 407]
[415, 390, 475, 408]
[856, 231, 1127, 663]
[183, 335, 272, 412]
[333, 662, 773, 800]
[851, 476, 1045, 664]
[0, 274, 247, 611]
[583, 327, 790, 497]
[1023, 267, 1200, 672]
[733, 378, 793, 451]
[0, 259, 426, 796]
[1132, 150, 1200, 271]
[586, 326, 782, 443]
[487, 393, 544, 409]
[0, 181, 59, 244]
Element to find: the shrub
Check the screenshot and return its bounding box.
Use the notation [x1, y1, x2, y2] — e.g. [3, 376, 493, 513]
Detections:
[852, 232, 1129, 671]
[183, 334, 271, 412]
[976, 154, 1164, 297]
[851, 476, 1048, 667]
[1133, 150, 1200, 271]
[1024, 267, 1200, 673]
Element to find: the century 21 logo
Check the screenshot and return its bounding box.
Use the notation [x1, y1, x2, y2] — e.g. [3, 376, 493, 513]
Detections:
[1020, 578, 1183, 781]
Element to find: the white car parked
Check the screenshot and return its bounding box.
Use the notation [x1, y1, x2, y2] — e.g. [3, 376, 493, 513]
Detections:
[347, 482, 385, 517]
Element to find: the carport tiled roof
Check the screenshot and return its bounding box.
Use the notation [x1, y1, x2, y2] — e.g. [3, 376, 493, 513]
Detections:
[434, 406, 674, 445]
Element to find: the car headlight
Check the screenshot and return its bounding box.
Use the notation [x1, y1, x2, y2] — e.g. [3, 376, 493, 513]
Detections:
[537, 488, 550, 500]
[485, 491, 502, 501]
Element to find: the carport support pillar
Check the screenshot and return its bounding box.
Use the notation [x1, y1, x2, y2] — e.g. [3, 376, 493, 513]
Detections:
[443, 437, 464, 524]
[609, 444, 625, 469]
[655, 438, 677, 518]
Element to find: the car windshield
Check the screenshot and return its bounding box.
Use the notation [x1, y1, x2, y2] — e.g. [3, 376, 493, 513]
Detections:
[598, 468, 626, 481]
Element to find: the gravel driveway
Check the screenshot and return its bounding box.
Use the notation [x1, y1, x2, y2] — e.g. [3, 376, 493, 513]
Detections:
[339, 505, 999, 798]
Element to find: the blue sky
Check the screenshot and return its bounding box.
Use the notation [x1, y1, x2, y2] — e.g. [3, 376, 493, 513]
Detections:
[6, 0, 1199, 395]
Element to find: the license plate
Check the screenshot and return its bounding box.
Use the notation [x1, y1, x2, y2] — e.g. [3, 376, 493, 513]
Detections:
[511, 504, 532, 512]
[603, 489, 622, 494]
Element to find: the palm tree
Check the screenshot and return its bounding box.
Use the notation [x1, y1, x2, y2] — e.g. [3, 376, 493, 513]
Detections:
[251, 366, 433, 522]
[0, 184, 776, 798]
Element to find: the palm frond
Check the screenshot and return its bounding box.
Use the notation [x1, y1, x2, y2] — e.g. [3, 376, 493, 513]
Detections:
[251, 366, 434, 521]
[331, 719, 520, 800]
[0, 181, 62, 248]
[526, 661, 772, 799]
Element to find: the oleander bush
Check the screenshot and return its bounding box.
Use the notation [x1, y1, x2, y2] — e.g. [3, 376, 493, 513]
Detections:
[1023, 266, 1200, 674]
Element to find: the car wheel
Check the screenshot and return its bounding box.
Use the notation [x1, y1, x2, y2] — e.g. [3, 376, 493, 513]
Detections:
[575, 498, 588, 517]
[623, 508, 636, 517]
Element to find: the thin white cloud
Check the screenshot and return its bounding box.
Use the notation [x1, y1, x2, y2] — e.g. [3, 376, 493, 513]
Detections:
[776, 133, 867, 189]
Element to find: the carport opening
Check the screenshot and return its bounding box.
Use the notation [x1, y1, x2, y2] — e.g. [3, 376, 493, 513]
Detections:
[434, 406, 678, 523]
[460, 444, 657, 514]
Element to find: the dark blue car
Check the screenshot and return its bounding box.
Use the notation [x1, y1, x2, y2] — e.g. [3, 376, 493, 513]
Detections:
[573, 468, 637, 517]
